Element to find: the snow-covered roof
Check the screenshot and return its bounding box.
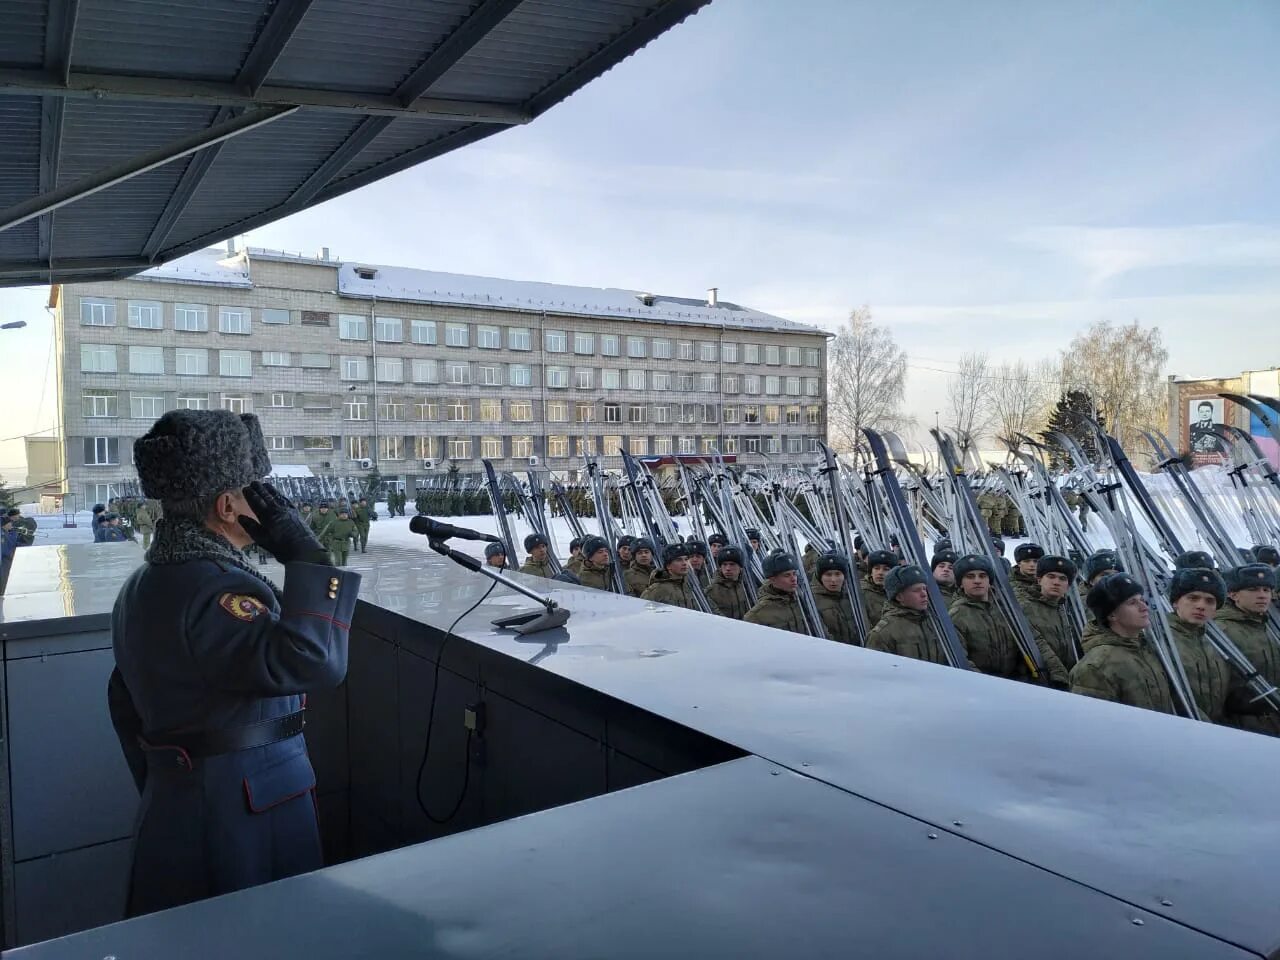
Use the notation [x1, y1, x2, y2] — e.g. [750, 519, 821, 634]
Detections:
[133, 248, 252, 287]
[337, 263, 824, 336]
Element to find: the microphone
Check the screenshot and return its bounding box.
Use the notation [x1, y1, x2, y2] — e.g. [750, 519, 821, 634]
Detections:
[409, 515, 503, 543]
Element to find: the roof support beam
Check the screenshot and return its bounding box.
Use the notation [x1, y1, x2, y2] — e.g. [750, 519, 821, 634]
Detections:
[394, 0, 525, 104]
[0, 256, 152, 281]
[141, 106, 237, 259]
[42, 0, 82, 85]
[36, 97, 65, 263]
[285, 115, 391, 206]
[0, 67, 527, 124]
[0, 106, 298, 235]
[236, 0, 317, 96]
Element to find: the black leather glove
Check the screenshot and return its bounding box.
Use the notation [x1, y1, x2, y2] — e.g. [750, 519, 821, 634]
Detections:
[238, 481, 331, 566]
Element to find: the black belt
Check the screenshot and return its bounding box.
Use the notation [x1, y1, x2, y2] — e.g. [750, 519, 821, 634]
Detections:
[141, 710, 306, 760]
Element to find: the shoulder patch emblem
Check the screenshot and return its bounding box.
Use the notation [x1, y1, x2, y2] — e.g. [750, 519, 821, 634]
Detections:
[218, 593, 268, 622]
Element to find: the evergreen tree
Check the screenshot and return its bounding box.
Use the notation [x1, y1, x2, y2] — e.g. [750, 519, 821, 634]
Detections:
[0, 477, 14, 510]
[1039, 391, 1105, 469]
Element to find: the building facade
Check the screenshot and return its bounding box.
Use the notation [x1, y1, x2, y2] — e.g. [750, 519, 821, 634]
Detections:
[53, 247, 830, 504]
[1167, 369, 1280, 468]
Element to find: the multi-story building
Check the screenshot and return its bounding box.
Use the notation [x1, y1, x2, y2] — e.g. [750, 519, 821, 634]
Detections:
[53, 246, 830, 504]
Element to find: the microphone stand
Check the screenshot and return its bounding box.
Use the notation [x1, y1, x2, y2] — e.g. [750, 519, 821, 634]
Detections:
[427, 539, 571, 635]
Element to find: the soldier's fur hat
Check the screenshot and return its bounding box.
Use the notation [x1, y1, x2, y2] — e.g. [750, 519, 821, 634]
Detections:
[708, 532, 728, 547]
[930, 549, 958, 570]
[662, 542, 691, 567]
[1226, 563, 1275, 593]
[133, 410, 270, 506]
[762, 550, 799, 578]
[1084, 550, 1121, 582]
[1170, 567, 1226, 607]
[717, 545, 745, 567]
[523, 532, 548, 551]
[884, 564, 927, 600]
[1014, 542, 1045, 563]
[1251, 544, 1279, 566]
[1086, 573, 1144, 624]
[568, 537, 583, 552]
[953, 554, 995, 582]
[816, 552, 849, 577]
[1036, 555, 1078, 581]
[484, 542, 507, 560]
[581, 535, 610, 560]
[867, 549, 898, 571]
[1174, 550, 1215, 571]
[632, 537, 656, 556]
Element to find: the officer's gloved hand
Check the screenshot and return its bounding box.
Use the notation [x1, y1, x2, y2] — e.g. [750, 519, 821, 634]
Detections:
[238, 481, 331, 566]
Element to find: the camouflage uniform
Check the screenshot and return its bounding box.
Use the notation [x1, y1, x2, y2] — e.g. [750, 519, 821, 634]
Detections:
[576, 558, 616, 593]
[706, 572, 750, 620]
[802, 544, 820, 582]
[624, 560, 654, 598]
[813, 583, 857, 644]
[325, 515, 357, 566]
[861, 576, 889, 629]
[519, 557, 557, 579]
[743, 584, 807, 635]
[353, 504, 371, 552]
[641, 570, 698, 610]
[949, 595, 1068, 685]
[565, 553, 584, 577]
[1068, 624, 1178, 715]
[1019, 591, 1081, 670]
[1008, 568, 1039, 605]
[867, 603, 950, 665]
[1216, 600, 1280, 735]
[1168, 616, 1233, 723]
[977, 491, 998, 531]
[133, 503, 156, 550]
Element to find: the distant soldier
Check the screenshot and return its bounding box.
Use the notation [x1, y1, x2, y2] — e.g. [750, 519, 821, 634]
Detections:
[133, 501, 157, 551]
[625, 538, 656, 598]
[1069, 574, 1177, 715]
[812, 552, 857, 644]
[565, 537, 585, 576]
[519, 533, 556, 579]
[1217, 563, 1280, 735]
[326, 507, 357, 567]
[743, 551, 807, 635]
[309, 502, 334, 543]
[641, 543, 698, 610]
[867, 565, 955, 665]
[707, 533, 728, 563]
[484, 542, 508, 570]
[1019, 555, 1083, 671]
[1166, 567, 1236, 724]
[353, 497, 372, 553]
[616, 536, 634, 568]
[706, 545, 750, 620]
[977, 490, 998, 533]
[862, 549, 898, 629]
[1251, 545, 1279, 570]
[802, 542, 821, 582]
[575, 536, 616, 592]
[686, 540, 711, 590]
[1080, 550, 1121, 600]
[1010, 543, 1045, 604]
[744, 528, 762, 554]
[931, 549, 959, 601]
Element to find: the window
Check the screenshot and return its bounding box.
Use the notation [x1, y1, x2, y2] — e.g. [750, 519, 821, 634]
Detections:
[220, 395, 247, 414]
[262, 351, 291, 367]
[574, 332, 594, 355]
[604, 403, 621, 423]
[678, 341, 694, 361]
[602, 368, 620, 390]
[509, 363, 532, 386]
[765, 345, 781, 366]
[702, 437, 718, 454]
[679, 403, 697, 424]
[700, 373, 717, 393]
[629, 406, 646, 424]
[84, 436, 119, 465]
[805, 348, 820, 367]
[576, 436, 596, 457]
[511, 436, 533, 458]
[745, 437, 761, 454]
[301, 394, 332, 410]
[412, 358, 438, 383]
[547, 401, 568, 422]
[83, 390, 117, 418]
[703, 404, 718, 423]
[806, 378, 820, 397]
[786, 346, 802, 366]
[678, 374, 695, 391]
[219, 350, 251, 377]
[270, 392, 293, 407]
[546, 366, 569, 388]
[785, 377, 801, 396]
[744, 405, 760, 424]
[808, 437, 820, 453]
[700, 342, 717, 362]
[678, 436, 696, 455]
[174, 304, 208, 332]
[477, 325, 501, 350]
[341, 356, 369, 380]
[627, 369, 646, 390]
[723, 375, 739, 394]
[723, 437, 738, 454]
[723, 405, 739, 424]
[653, 339, 672, 360]
[415, 436, 436, 459]
[763, 406, 779, 425]
[722, 342, 738, 363]
[652, 371, 671, 390]
[744, 343, 760, 364]
[80, 344, 118, 373]
[303, 436, 335, 450]
[629, 435, 648, 455]
[268, 435, 294, 450]
[600, 335, 619, 357]
[447, 401, 472, 422]
[378, 400, 405, 421]
[219, 307, 250, 334]
[807, 406, 821, 425]
[544, 329, 567, 353]
[411, 319, 437, 345]
[787, 406, 802, 425]
[347, 436, 370, 460]
[510, 401, 533, 422]
[479, 399, 502, 422]
[375, 316, 403, 343]
[654, 405, 670, 424]
[376, 357, 404, 383]
[129, 346, 164, 375]
[301, 311, 330, 327]
[130, 394, 164, 419]
[445, 361, 471, 385]
[128, 301, 162, 329]
[744, 375, 761, 395]
[766, 435, 781, 454]
[447, 437, 472, 459]
[765, 376, 781, 395]
[654, 436, 672, 455]
[627, 336, 646, 358]
[546, 436, 569, 458]
[262, 308, 290, 326]
[80, 298, 116, 326]
[481, 436, 504, 458]
[379, 436, 404, 460]
[576, 403, 595, 424]
[603, 435, 623, 456]
[788, 436, 804, 454]
[446, 323, 469, 347]
[176, 395, 208, 410]
[339, 315, 368, 340]
[575, 368, 594, 390]
[479, 364, 502, 386]
[415, 402, 438, 421]
[508, 327, 531, 350]
[299, 353, 330, 368]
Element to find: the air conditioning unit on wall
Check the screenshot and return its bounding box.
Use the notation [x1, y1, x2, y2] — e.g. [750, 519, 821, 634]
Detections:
[527, 456, 540, 467]
[357, 458, 372, 469]
[422, 458, 436, 469]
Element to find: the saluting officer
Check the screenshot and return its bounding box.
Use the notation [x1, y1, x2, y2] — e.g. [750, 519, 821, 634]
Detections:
[106, 410, 360, 918]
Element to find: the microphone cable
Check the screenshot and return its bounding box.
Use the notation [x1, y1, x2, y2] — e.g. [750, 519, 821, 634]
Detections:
[415, 579, 497, 826]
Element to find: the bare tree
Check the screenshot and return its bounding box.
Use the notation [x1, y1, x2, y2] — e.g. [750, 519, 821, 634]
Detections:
[946, 351, 994, 453]
[989, 358, 1057, 445]
[826, 306, 910, 452]
[1060, 320, 1168, 459]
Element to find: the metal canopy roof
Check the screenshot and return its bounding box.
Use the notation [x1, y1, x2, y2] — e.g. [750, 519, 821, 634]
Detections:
[0, 0, 710, 288]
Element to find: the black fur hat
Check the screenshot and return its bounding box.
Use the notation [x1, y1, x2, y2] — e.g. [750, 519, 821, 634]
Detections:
[1225, 563, 1276, 593]
[133, 410, 270, 505]
[1169, 567, 1226, 606]
[1036, 555, 1078, 581]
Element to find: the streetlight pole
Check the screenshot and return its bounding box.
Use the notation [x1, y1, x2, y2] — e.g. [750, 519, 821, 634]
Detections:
[1, 321, 27, 330]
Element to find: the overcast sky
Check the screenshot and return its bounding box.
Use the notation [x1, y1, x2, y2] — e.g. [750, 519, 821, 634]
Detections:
[3, 0, 1279, 482]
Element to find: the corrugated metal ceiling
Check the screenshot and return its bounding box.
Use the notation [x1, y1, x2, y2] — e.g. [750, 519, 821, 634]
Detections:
[0, 0, 712, 287]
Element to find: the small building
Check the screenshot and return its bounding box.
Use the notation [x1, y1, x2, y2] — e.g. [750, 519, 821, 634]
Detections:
[1166, 369, 1280, 467]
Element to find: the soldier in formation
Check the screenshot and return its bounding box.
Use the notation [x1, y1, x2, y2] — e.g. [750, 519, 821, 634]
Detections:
[353, 497, 372, 553]
[687, 541, 711, 590]
[484, 542, 508, 570]
[931, 549, 958, 601]
[862, 550, 898, 628]
[1216, 563, 1280, 735]
[565, 537, 585, 576]
[625, 538, 656, 598]
[706, 545, 750, 619]
[812, 553, 857, 644]
[867, 565, 952, 665]
[1009, 543, 1044, 603]
[744, 551, 806, 635]
[326, 507, 357, 566]
[575, 536, 617, 592]
[641, 543, 698, 610]
[519, 533, 556, 579]
[1018, 554, 1081, 671]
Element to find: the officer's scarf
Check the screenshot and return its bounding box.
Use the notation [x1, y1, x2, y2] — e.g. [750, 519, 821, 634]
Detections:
[147, 516, 282, 600]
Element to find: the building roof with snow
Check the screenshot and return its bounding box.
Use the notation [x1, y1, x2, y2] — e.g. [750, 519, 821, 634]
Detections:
[132, 247, 252, 288]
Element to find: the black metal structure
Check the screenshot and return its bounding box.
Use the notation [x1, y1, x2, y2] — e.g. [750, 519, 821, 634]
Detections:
[0, 0, 712, 286]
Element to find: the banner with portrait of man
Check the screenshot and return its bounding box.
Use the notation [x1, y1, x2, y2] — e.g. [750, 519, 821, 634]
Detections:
[1187, 396, 1229, 466]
